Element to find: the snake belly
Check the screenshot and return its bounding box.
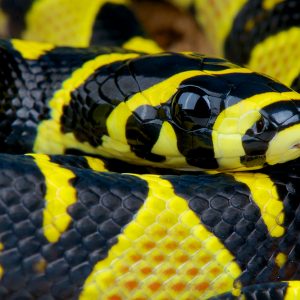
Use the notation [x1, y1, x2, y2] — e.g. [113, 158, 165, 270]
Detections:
[0, 1, 298, 300]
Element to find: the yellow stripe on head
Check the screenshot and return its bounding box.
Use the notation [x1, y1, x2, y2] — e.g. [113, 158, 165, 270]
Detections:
[33, 52, 140, 155]
[204, 67, 253, 76]
[266, 123, 300, 166]
[80, 174, 241, 300]
[151, 121, 182, 157]
[105, 70, 205, 168]
[107, 69, 204, 141]
[213, 91, 300, 170]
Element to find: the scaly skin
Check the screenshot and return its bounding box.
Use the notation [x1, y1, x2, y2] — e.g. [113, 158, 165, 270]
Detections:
[0, 1, 298, 299]
[0, 153, 299, 299]
[0, 40, 300, 171]
[169, 0, 300, 92]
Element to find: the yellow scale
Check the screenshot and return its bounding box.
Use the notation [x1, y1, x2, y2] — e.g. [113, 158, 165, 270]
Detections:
[0, 0, 300, 299]
[18, 154, 291, 299]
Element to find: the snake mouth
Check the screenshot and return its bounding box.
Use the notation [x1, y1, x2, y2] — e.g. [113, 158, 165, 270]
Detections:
[291, 143, 300, 149]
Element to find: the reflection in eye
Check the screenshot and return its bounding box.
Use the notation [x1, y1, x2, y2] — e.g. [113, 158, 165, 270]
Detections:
[171, 87, 211, 131]
[253, 117, 268, 135]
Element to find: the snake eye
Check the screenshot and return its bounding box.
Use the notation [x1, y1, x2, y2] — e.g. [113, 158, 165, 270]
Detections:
[253, 117, 268, 135]
[171, 88, 211, 131]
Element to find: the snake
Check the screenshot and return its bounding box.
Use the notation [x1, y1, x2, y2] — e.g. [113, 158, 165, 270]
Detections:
[0, 0, 299, 299]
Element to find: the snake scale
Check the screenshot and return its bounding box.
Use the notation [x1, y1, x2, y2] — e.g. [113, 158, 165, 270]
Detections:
[0, 0, 299, 299]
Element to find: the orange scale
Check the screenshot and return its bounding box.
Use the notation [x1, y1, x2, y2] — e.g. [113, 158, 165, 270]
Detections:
[209, 266, 222, 276]
[186, 267, 199, 277]
[130, 254, 143, 263]
[176, 254, 189, 263]
[140, 266, 152, 276]
[148, 281, 162, 292]
[119, 266, 130, 274]
[108, 295, 122, 300]
[143, 241, 156, 250]
[186, 243, 200, 252]
[124, 280, 139, 291]
[153, 254, 165, 263]
[171, 282, 186, 292]
[163, 240, 178, 251]
[172, 228, 189, 239]
[195, 281, 210, 292]
[148, 227, 168, 239]
[197, 254, 212, 264]
[162, 267, 176, 276]
[114, 261, 130, 275]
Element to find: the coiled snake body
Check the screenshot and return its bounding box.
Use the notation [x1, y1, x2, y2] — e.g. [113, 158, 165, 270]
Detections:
[0, 0, 299, 299]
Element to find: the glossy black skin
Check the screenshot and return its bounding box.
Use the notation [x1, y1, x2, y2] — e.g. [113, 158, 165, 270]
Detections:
[0, 154, 149, 299]
[0, 40, 299, 169]
[242, 100, 300, 167]
[0, 154, 299, 298]
[168, 73, 300, 168]
[62, 52, 300, 169]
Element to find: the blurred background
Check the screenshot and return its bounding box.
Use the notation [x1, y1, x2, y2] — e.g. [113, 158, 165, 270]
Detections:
[131, 0, 214, 54]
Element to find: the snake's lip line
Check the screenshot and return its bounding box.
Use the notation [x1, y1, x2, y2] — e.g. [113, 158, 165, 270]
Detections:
[291, 143, 300, 149]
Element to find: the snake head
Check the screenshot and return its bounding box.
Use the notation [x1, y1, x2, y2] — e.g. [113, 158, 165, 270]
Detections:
[65, 52, 300, 171]
[165, 67, 300, 171]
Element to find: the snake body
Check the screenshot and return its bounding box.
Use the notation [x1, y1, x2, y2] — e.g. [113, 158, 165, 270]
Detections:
[170, 0, 300, 92]
[0, 153, 300, 299]
[0, 0, 299, 299]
